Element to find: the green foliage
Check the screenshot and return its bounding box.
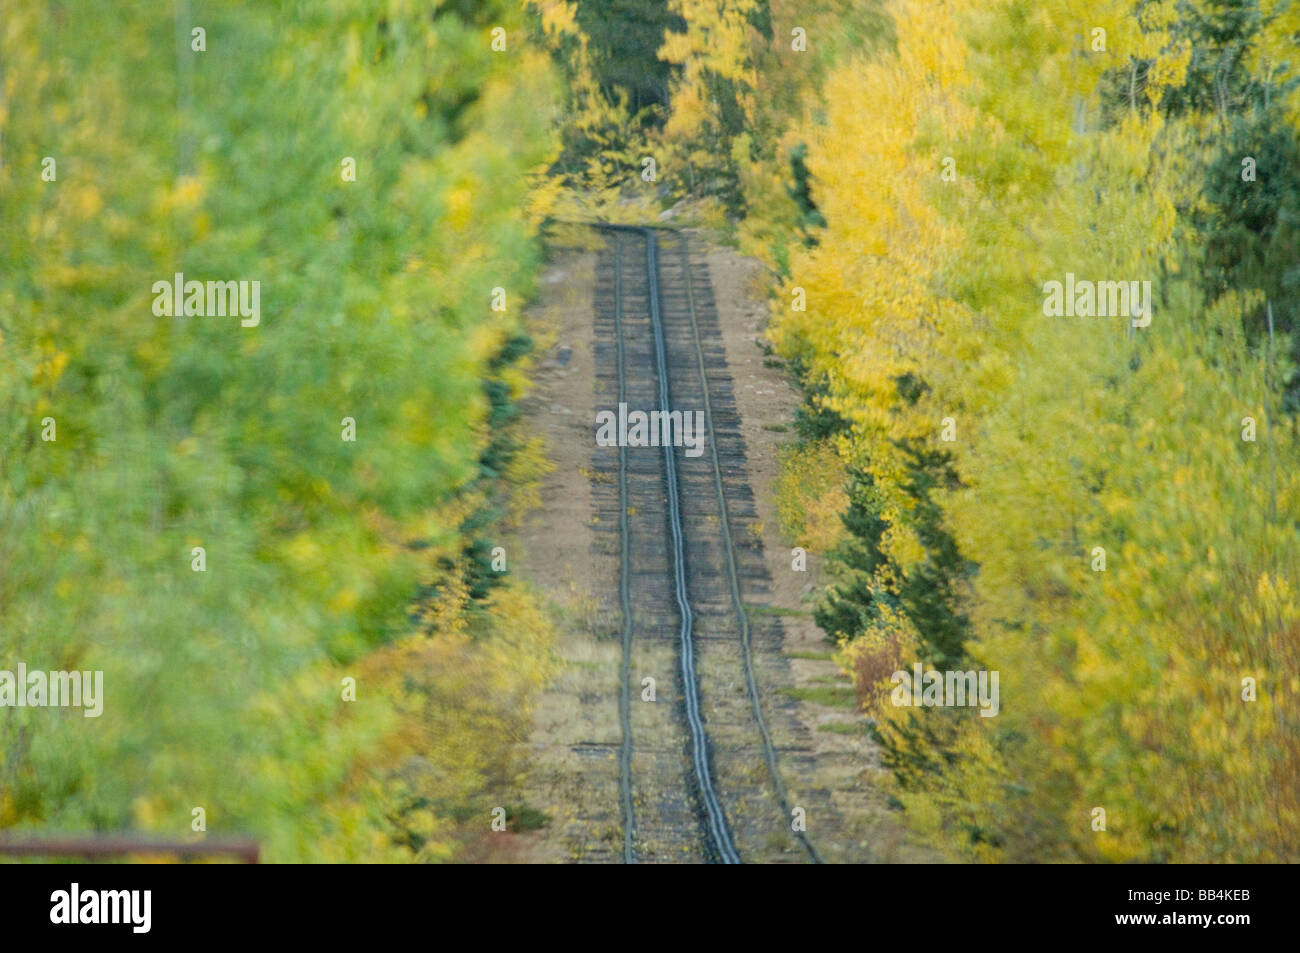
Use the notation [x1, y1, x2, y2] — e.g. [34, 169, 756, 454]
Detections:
[1108, 0, 1300, 406]
[1, 0, 558, 860]
[814, 471, 890, 643]
[1197, 107, 1300, 404]
[786, 143, 827, 235]
[890, 442, 969, 670]
[573, 0, 684, 122]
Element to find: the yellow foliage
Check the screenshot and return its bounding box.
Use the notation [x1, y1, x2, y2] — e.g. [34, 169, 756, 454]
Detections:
[774, 439, 848, 551]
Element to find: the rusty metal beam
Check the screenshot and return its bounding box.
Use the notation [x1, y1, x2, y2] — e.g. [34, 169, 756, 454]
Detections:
[0, 835, 259, 863]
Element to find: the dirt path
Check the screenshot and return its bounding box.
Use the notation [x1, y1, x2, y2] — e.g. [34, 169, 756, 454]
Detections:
[507, 228, 931, 863]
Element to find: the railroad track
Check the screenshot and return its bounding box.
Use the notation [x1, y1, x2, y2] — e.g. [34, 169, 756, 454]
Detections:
[592, 225, 823, 864]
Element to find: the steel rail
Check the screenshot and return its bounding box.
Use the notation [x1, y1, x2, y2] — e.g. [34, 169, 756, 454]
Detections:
[645, 229, 740, 864]
[600, 224, 740, 864]
[612, 234, 638, 864]
[673, 235, 824, 864]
